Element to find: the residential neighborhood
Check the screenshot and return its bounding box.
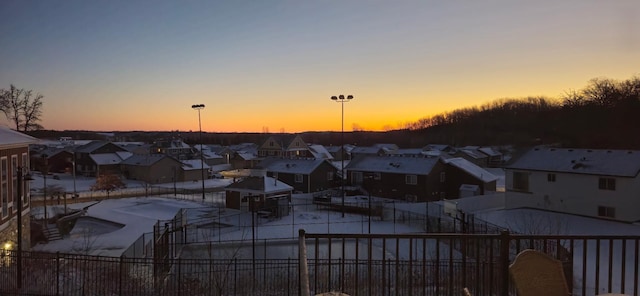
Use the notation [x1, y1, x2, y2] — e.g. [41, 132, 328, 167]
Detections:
[4, 125, 640, 294]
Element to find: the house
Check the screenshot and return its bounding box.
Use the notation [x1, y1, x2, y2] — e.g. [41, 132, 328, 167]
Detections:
[74, 141, 132, 177]
[504, 147, 640, 222]
[0, 128, 38, 250]
[31, 147, 74, 174]
[441, 157, 498, 198]
[120, 154, 184, 184]
[350, 144, 398, 159]
[150, 138, 195, 160]
[478, 147, 503, 167]
[257, 157, 339, 193]
[345, 155, 445, 202]
[325, 144, 353, 161]
[308, 144, 334, 160]
[452, 148, 489, 167]
[181, 159, 210, 182]
[224, 176, 292, 217]
[257, 134, 312, 158]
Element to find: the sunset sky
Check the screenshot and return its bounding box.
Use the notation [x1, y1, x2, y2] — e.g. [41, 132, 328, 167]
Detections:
[1, 1, 639, 133]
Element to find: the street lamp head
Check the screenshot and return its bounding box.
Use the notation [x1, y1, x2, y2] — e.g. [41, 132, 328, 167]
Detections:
[330, 96, 338, 101]
[339, 95, 345, 100]
[347, 95, 354, 100]
[191, 104, 205, 109]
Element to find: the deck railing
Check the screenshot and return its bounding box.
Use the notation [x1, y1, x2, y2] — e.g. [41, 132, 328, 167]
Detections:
[1, 232, 638, 295]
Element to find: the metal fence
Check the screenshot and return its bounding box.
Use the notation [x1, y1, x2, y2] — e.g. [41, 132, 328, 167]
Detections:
[2, 232, 639, 295]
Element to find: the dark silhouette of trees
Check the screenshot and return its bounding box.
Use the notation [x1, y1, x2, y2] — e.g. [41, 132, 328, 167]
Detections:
[405, 75, 640, 149]
[0, 84, 45, 131]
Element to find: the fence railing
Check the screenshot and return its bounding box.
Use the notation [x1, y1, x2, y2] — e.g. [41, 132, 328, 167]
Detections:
[300, 231, 640, 296]
[2, 232, 639, 295]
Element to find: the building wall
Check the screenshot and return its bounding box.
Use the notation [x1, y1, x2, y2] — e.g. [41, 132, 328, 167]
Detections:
[505, 169, 640, 222]
[0, 145, 31, 250]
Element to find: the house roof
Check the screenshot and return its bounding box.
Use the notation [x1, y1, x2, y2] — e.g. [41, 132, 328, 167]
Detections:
[479, 147, 502, 157]
[442, 157, 498, 183]
[121, 154, 176, 166]
[459, 149, 488, 160]
[90, 152, 132, 165]
[0, 127, 38, 147]
[507, 147, 640, 177]
[181, 159, 211, 170]
[423, 144, 451, 151]
[308, 144, 333, 159]
[76, 140, 127, 154]
[258, 157, 328, 174]
[346, 155, 439, 175]
[351, 146, 383, 154]
[225, 176, 293, 194]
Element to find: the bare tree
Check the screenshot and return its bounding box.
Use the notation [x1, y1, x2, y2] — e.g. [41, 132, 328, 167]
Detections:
[0, 84, 45, 131]
[91, 173, 126, 198]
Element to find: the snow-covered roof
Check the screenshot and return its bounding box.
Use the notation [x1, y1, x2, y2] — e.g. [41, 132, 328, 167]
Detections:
[479, 147, 501, 157]
[0, 127, 38, 147]
[181, 159, 211, 170]
[346, 155, 439, 175]
[90, 152, 131, 165]
[507, 147, 640, 177]
[237, 150, 258, 160]
[258, 157, 328, 174]
[423, 144, 451, 151]
[121, 154, 174, 166]
[225, 176, 293, 194]
[76, 140, 111, 153]
[460, 149, 488, 159]
[443, 157, 498, 183]
[308, 144, 333, 159]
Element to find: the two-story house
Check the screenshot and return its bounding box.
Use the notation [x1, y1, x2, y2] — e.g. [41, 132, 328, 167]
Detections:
[505, 147, 640, 222]
[257, 157, 338, 193]
[257, 135, 312, 158]
[74, 141, 132, 177]
[345, 155, 445, 202]
[0, 128, 37, 249]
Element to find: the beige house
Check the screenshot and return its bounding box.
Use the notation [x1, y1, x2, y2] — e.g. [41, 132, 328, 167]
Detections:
[120, 154, 184, 184]
[505, 147, 640, 222]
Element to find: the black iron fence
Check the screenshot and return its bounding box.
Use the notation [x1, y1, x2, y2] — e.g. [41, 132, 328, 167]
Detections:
[1, 232, 639, 295]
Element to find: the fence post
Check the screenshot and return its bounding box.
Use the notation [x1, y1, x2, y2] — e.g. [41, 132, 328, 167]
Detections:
[499, 230, 510, 296]
[298, 229, 310, 296]
[119, 256, 124, 296]
[56, 252, 60, 296]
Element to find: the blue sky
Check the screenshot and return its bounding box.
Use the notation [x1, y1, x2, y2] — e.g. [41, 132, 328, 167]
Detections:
[1, 1, 639, 132]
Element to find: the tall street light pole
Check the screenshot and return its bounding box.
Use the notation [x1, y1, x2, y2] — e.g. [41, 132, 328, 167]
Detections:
[331, 94, 354, 218]
[192, 104, 206, 201]
[15, 166, 33, 291]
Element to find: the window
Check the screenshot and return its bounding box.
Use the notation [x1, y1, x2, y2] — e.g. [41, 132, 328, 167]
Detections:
[512, 171, 529, 192]
[352, 172, 363, 184]
[295, 174, 303, 183]
[406, 174, 417, 185]
[373, 172, 381, 180]
[547, 173, 556, 182]
[1, 157, 6, 217]
[598, 177, 615, 191]
[326, 172, 334, 181]
[598, 206, 615, 218]
[440, 172, 446, 183]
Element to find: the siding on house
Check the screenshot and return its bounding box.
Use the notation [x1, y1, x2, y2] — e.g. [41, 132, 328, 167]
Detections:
[505, 147, 640, 222]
